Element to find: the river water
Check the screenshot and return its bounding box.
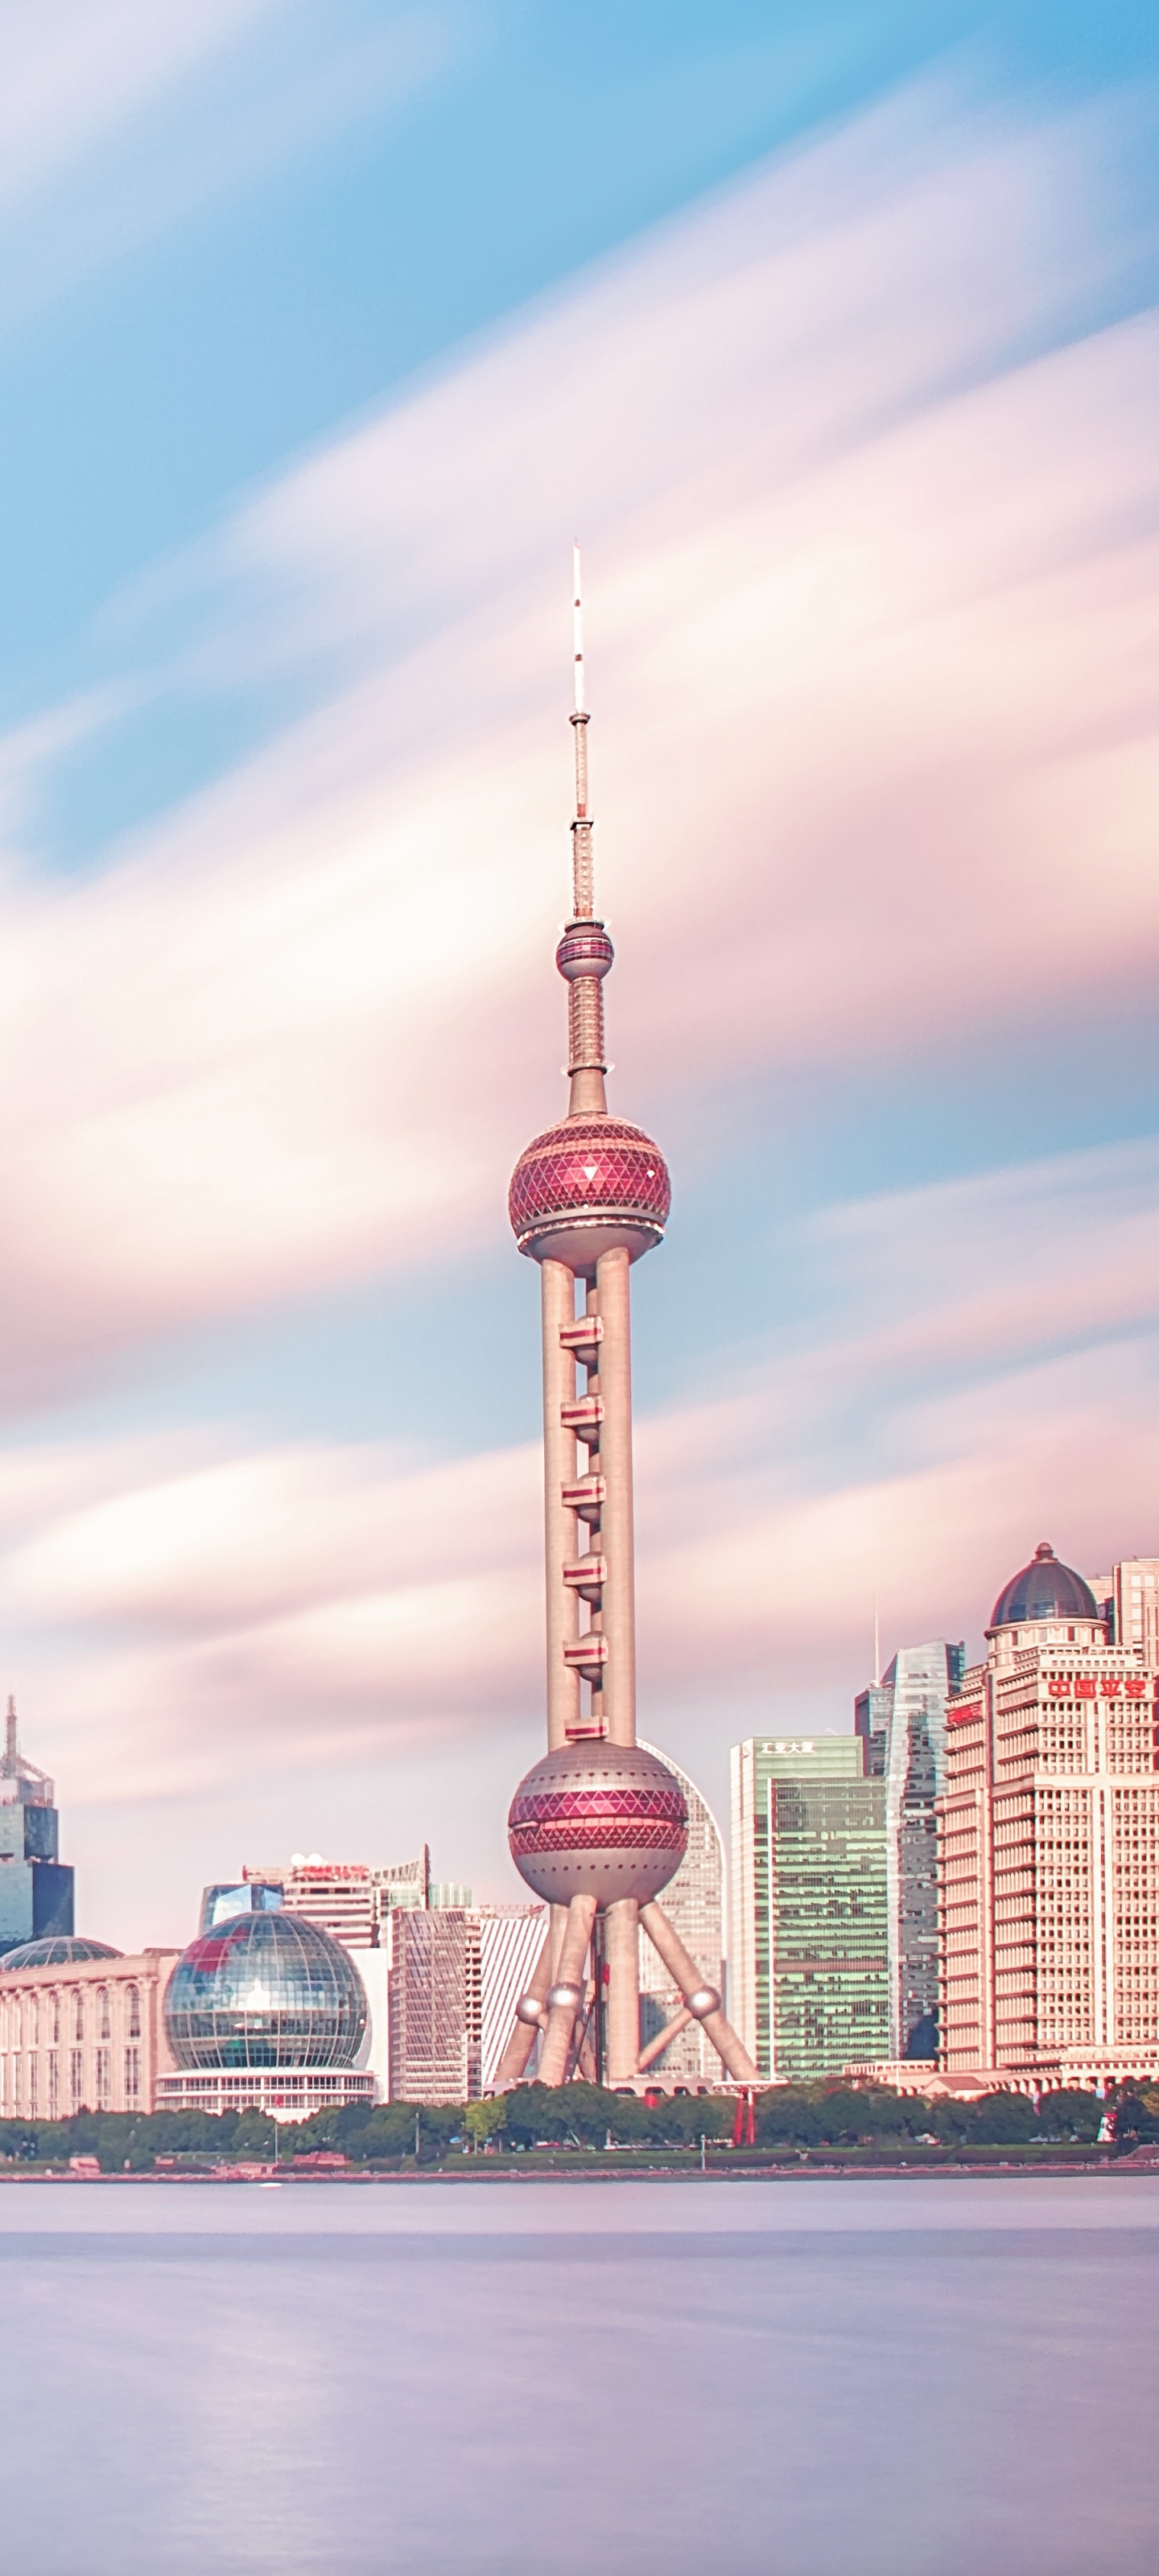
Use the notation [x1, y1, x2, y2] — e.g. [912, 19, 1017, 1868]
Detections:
[1, 2174, 1155, 2574]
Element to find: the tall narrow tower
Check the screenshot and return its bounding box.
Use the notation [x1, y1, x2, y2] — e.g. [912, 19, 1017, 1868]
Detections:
[496, 556, 756, 2091]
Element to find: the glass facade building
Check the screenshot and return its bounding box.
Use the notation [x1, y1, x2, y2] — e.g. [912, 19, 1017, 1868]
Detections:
[164, 1911, 367, 2070]
[856, 1641, 965, 2059]
[0, 1699, 74, 1957]
[732, 1736, 888, 2078]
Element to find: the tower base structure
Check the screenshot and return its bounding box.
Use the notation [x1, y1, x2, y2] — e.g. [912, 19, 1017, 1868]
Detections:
[493, 1888, 756, 2091]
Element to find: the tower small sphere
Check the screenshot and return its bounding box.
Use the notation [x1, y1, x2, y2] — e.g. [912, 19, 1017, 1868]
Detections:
[508, 1740, 688, 1908]
[556, 922, 614, 981]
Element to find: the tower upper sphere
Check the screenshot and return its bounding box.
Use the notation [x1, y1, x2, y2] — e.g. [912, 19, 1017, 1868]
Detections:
[509, 1113, 670, 1269]
[508, 548, 670, 1272]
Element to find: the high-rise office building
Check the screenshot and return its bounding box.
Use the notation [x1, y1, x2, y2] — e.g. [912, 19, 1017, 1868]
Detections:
[732, 1736, 888, 2079]
[856, 1641, 965, 2059]
[938, 1540, 1159, 2084]
[637, 1744, 726, 2083]
[385, 1903, 544, 2102]
[0, 1699, 74, 1957]
[233, 1850, 440, 1947]
[497, 559, 754, 2093]
[1108, 1560, 1159, 1664]
[388, 1908, 477, 2103]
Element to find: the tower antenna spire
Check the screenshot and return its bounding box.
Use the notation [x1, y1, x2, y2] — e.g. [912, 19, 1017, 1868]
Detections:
[569, 543, 593, 917]
[557, 544, 611, 1112]
[4, 1695, 15, 1768]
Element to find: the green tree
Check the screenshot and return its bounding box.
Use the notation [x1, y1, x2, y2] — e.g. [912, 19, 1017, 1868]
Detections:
[1036, 2089, 1103, 2145]
[464, 2097, 507, 2150]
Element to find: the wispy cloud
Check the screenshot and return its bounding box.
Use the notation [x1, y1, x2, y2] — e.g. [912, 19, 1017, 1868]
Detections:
[2, 80, 1156, 1414]
[0, 0, 461, 326]
[6, 1136, 1157, 1847]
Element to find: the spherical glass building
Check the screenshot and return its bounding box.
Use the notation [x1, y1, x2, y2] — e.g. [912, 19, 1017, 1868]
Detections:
[0, 1935, 122, 1971]
[163, 1910, 366, 2070]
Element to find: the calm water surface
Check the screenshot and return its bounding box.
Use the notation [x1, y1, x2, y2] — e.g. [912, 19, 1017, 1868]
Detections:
[1, 2174, 1156, 2574]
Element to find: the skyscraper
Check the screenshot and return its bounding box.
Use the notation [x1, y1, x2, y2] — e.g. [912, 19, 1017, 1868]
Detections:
[938, 1540, 1159, 2083]
[1108, 1560, 1159, 1663]
[496, 559, 755, 2092]
[732, 1736, 888, 2079]
[0, 1699, 74, 1957]
[856, 1641, 965, 2059]
[382, 1902, 544, 2102]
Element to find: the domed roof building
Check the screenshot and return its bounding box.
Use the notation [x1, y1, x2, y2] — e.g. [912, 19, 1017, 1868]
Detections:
[988, 1541, 1103, 1642]
[990, 1540, 1097, 1629]
[0, 1934, 121, 1971]
[155, 1909, 374, 2123]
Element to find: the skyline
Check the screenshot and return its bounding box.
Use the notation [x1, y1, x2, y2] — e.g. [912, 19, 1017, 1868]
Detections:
[0, 7, 1157, 1948]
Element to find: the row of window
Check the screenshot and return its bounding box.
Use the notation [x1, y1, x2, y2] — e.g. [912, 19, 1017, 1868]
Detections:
[0, 2046, 141, 2116]
[0, 1985, 141, 2048]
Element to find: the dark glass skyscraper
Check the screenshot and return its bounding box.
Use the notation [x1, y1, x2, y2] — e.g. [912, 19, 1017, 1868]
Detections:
[856, 1640, 966, 2058]
[0, 1699, 74, 1957]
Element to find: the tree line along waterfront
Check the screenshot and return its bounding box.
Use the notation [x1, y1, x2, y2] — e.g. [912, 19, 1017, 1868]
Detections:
[2, 2081, 1158, 2171]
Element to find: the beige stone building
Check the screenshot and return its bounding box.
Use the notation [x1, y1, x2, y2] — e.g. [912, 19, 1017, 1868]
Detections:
[938, 1542, 1159, 2091]
[0, 1943, 179, 2118]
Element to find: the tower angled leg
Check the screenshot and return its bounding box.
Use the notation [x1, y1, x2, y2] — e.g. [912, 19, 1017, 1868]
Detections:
[604, 1895, 640, 2085]
[492, 1926, 553, 2090]
[639, 1899, 758, 2083]
[538, 1892, 597, 2087]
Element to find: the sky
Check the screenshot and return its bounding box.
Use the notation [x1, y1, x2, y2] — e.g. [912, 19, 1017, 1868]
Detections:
[2, 0, 1158, 1948]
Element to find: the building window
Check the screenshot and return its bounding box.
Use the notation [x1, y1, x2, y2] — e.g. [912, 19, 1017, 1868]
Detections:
[124, 2046, 140, 2107]
[72, 1990, 84, 2043]
[95, 2047, 110, 2111]
[97, 1987, 111, 2042]
[47, 2052, 60, 2118]
[13, 2054, 22, 2113]
[29, 1995, 39, 2048]
[69, 2047, 84, 2112]
[126, 1984, 141, 2040]
[28, 2056, 38, 2119]
[50, 1990, 60, 2046]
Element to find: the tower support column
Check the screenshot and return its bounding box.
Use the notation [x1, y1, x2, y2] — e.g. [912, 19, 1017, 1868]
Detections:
[604, 1895, 640, 2085]
[541, 1259, 580, 1748]
[538, 1892, 596, 2087]
[595, 1246, 635, 1748]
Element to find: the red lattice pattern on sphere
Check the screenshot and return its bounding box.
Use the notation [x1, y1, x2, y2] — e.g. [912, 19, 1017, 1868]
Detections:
[508, 1780, 687, 1857]
[509, 1117, 671, 1237]
[509, 1817, 687, 1857]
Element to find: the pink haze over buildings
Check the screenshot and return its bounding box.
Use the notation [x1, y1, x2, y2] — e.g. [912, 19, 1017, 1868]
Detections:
[0, 67, 1156, 1947]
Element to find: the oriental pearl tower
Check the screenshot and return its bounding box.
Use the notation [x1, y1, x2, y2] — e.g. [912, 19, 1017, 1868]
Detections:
[495, 556, 757, 2093]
